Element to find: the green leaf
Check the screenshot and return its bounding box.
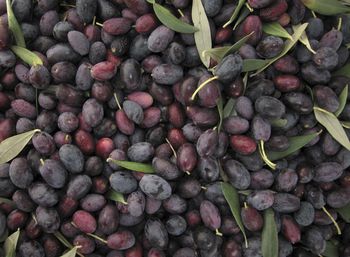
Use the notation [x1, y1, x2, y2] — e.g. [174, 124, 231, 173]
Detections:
[106, 158, 155, 173]
[216, 98, 224, 132]
[242, 59, 270, 72]
[336, 203, 350, 222]
[267, 132, 320, 161]
[4, 229, 20, 257]
[0, 129, 40, 165]
[323, 241, 339, 257]
[293, 25, 316, 54]
[0, 197, 15, 206]
[107, 189, 127, 204]
[223, 0, 246, 28]
[10, 46, 43, 66]
[254, 23, 309, 74]
[53, 231, 74, 249]
[258, 140, 276, 170]
[301, 0, 350, 15]
[262, 209, 278, 257]
[6, 0, 25, 47]
[221, 182, 248, 248]
[262, 22, 292, 39]
[333, 63, 350, 77]
[148, 1, 198, 33]
[202, 32, 253, 62]
[335, 84, 348, 117]
[270, 118, 288, 127]
[233, 6, 250, 30]
[60, 247, 78, 257]
[314, 106, 350, 151]
[192, 0, 212, 68]
[341, 120, 350, 129]
[223, 98, 236, 118]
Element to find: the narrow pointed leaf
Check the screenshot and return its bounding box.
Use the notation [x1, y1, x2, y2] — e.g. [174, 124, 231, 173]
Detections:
[263, 22, 292, 39]
[4, 229, 20, 257]
[314, 106, 350, 151]
[202, 32, 253, 62]
[333, 63, 350, 77]
[267, 132, 320, 161]
[254, 23, 308, 74]
[262, 209, 278, 257]
[270, 118, 288, 127]
[335, 84, 348, 117]
[242, 59, 270, 72]
[223, 98, 236, 118]
[106, 159, 155, 173]
[192, 0, 212, 68]
[301, 0, 350, 15]
[221, 182, 248, 248]
[323, 241, 339, 257]
[54, 232, 74, 249]
[341, 121, 350, 128]
[6, 0, 25, 47]
[233, 6, 250, 30]
[293, 25, 316, 53]
[216, 98, 224, 132]
[107, 189, 127, 204]
[60, 247, 78, 257]
[336, 203, 350, 222]
[0, 129, 40, 165]
[149, 1, 198, 33]
[223, 0, 246, 28]
[10, 46, 43, 66]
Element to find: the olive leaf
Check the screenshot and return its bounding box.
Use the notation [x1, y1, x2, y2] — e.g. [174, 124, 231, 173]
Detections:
[262, 22, 292, 40]
[314, 106, 350, 151]
[300, 0, 350, 15]
[192, 0, 212, 68]
[10, 46, 43, 66]
[242, 59, 270, 72]
[4, 229, 20, 257]
[336, 203, 350, 222]
[107, 189, 127, 205]
[223, 0, 246, 28]
[233, 6, 250, 30]
[60, 247, 78, 257]
[221, 182, 248, 248]
[293, 25, 316, 54]
[270, 118, 288, 127]
[323, 241, 339, 257]
[223, 98, 236, 118]
[333, 63, 350, 77]
[202, 32, 254, 62]
[335, 84, 348, 117]
[267, 132, 320, 161]
[6, 0, 26, 47]
[216, 98, 224, 132]
[262, 209, 278, 257]
[0, 197, 15, 206]
[0, 129, 41, 165]
[53, 231, 74, 249]
[147, 0, 198, 33]
[253, 23, 309, 75]
[106, 158, 155, 173]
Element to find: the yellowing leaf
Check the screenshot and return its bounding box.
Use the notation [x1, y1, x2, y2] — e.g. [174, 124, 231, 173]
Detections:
[314, 106, 350, 150]
[4, 229, 20, 257]
[148, 1, 198, 33]
[10, 46, 43, 66]
[335, 84, 348, 117]
[192, 0, 212, 68]
[223, 0, 246, 28]
[262, 209, 278, 257]
[0, 129, 40, 165]
[263, 22, 292, 39]
[301, 0, 350, 15]
[6, 0, 25, 47]
[106, 158, 155, 173]
[107, 189, 127, 204]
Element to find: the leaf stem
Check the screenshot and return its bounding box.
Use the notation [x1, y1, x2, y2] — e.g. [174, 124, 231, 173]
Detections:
[191, 76, 219, 100]
[322, 206, 341, 235]
[87, 233, 108, 244]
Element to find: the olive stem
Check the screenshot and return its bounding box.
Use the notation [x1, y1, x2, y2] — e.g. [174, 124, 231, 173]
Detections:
[201, 186, 207, 190]
[258, 140, 276, 170]
[321, 206, 341, 235]
[191, 76, 219, 100]
[113, 93, 122, 110]
[311, 11, 317, 18]
[93, 16, 96, 26]
[215, 229, 223, 236]
[245, 2, 254, 12]
[337, 17, 342, 31]
[165, 138, 177, 158]
[244, 202, 248, 209]
[31, 213, 38, 224]
[39, 158, 45, 166]
[87, 233, 108, 244]
[95, 22, 103, 27]
[177, 9, 184, 17]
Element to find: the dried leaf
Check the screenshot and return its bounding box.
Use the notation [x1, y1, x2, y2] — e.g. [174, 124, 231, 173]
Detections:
[107, 189, 127, 204]
[323, 241, 339, 257]
[6, 0, 25, 47]
[202, 32, 253, 62]
[333, 63, 350, 77]
[335, 84, 348, 117]
[0, 129, 40, 165]
[314, 106, 350, 151]
[242, 59, 270, 72]
[60, 247, 78, 257]
[221, 182, 248, 248]
[223, 0, 246, 28]
[301, 0, 350, 15]
[267, 132, 320, 161]
[10, 46, 43, 66]
[216, 98, 224, 132]
[263, 22, 292, 39]
[262, 209, 278, 257]
[223, 98, 236, 118]
[336, 203, 350, 222]
[106, 158, 155, 173]
[192, 0, 212, 67]
[4, 229, 20, 257]
[148, 1, 198, 33]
